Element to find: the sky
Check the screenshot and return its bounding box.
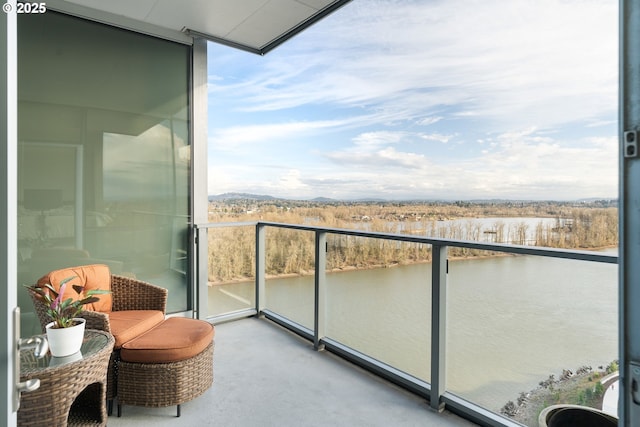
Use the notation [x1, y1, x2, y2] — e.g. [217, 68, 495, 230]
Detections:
[207, 0, 618, 201]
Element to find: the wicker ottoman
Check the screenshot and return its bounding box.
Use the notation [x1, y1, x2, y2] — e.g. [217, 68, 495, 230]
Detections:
[116, 317, 215, 417]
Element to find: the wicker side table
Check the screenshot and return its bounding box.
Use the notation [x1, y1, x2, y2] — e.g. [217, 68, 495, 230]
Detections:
[18, 330, 115, 427]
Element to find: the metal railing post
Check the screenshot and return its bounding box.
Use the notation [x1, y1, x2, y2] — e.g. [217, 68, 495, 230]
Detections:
[314, 231, 327, 350]
[256, 223, 266, 315]
[621, 2, 640, 425]
[194, 225, 208, 319]
[430, 244, 447, 411]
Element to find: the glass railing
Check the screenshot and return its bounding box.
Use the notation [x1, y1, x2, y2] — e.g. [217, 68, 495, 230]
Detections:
[204, 222, 257, 319]
[196, 221, 618, 427]
[446, 252, 617, 424]
[324, 236, 433, 384]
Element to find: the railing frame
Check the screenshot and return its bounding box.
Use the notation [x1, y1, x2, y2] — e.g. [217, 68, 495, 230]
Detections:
[621, 3, 640, 425]
[431, 244, 447, 412]
[314, 231, 327, 350]
[197, 220, 617, 426]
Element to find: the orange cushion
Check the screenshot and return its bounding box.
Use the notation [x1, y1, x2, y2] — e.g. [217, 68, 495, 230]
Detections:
[36, 264, 113, 312]
[108, 310, 165, 349]
[120, 318, 215, 363]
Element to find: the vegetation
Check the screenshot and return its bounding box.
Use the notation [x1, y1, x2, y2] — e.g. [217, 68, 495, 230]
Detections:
[504, 361, 619, 426]
[207, 199, 618, 284]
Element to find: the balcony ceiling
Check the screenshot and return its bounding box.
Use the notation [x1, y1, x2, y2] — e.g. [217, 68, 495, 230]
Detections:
[59, 0, 352, 54]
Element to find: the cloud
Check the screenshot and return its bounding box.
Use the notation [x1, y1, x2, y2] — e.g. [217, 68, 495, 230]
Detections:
[278, 169, 307, 191]
[207, 0, 618, 200]
[326, 146, 428, 169]
[420, 133, 453, 144]
[352, 131, 410, 148]
[315, 127, 618, 200]
[210, 119, 348, 150]
[417, 116, 443, 126]
[211, 0, 616, 129]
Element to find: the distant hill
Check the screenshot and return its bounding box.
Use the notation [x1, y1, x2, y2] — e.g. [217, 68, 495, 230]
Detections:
[208, 192, 617, 205]
[310, 197, 338, 202]
[209, 193, 342, 202]
[209, 193, 279, 201]
[209, 193, 386, 203]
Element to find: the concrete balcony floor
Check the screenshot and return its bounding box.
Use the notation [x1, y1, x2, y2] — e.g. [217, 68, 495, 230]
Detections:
[108, 317, 478, 426]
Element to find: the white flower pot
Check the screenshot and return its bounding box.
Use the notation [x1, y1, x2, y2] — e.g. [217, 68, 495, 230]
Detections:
[45, 318, 86, 357]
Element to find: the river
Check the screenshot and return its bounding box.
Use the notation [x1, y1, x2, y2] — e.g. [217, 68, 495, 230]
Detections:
[210, 247, 617, 413]
[352, 216, 561, 245]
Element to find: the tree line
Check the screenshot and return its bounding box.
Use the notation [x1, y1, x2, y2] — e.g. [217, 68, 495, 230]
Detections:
[207, 201, 618, 284]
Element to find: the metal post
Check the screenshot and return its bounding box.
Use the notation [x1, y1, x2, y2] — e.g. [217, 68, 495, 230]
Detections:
[314, 231, 327, 350]
[2, 3, 18, 423]
[430, 244, 447, 412]
[620, 2, 640, 425]
[194, 226, 208, 319]
[256, 224, 266, 315]
[192, 36, 208, 320]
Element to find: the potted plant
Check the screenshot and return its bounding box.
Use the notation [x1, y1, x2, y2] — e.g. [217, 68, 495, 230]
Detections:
[25, 276, 110, 357]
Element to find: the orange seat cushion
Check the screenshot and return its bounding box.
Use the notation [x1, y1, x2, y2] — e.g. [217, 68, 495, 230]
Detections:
[120, 318, 215, 363]
[37, 264, 113, 312]
[108, 310, 165, 349]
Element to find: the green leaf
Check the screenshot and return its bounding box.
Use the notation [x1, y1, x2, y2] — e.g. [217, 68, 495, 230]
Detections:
[87, 289, 110, 295]
[80, 296, 100, 304]
[59, 276, 77, 286]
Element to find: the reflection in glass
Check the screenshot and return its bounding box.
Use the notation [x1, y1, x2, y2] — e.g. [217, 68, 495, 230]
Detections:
[17, 11, 191, 336]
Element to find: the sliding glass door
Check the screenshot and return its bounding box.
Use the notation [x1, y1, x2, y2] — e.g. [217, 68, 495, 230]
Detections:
[17, 11, 191, 335]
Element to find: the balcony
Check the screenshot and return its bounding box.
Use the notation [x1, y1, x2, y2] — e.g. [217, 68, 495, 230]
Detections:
[114, 220, 617, 426]
[197, 221, 618, 426]
[107, 317, 476, 426]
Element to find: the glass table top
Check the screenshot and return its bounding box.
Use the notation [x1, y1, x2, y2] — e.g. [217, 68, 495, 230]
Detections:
[20, 330, 111, 373]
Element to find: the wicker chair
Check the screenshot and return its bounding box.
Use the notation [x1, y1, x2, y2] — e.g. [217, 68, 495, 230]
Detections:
[28, 265, 168, 414]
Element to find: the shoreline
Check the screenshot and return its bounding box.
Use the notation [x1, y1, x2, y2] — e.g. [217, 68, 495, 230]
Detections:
[207, 245, 617, 286]
[502, 363, 618, 426]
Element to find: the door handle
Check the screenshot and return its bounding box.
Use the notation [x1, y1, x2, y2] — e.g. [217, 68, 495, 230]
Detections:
[18, 336, 48, 358]
[13, 307, 48, 411]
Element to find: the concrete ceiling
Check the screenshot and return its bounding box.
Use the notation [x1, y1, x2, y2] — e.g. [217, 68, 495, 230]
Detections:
[56, 0, 352, 54]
